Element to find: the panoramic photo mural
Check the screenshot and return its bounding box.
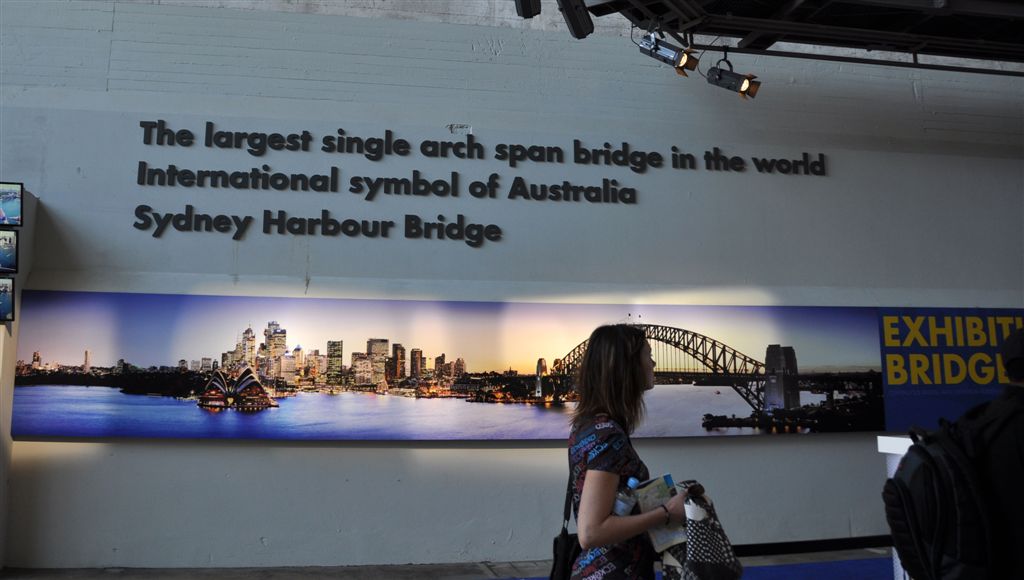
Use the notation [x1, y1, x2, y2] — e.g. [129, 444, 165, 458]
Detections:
[11, 290, 1021, 440]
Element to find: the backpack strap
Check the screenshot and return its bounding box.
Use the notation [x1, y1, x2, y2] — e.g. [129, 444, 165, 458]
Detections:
[932, 425, 992, 573]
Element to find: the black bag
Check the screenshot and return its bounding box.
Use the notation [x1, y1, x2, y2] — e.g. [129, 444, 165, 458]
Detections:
[549, 473, 582, 580]
[882, 399, 1023, 580]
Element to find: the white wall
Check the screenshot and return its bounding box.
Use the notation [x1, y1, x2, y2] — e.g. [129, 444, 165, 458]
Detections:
[4, 434, 882, 568]
[1, 0, 1022, 568]
[0, 194, 37, 567]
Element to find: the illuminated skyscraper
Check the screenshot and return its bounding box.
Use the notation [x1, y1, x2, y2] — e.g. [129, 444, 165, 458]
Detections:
[391, 343, 406, 380]
[434, 354, 446, 378]
[352, 352, 373, 385]
[307, 349, 325, 376]
[410, 348, 423, 378]
[254, 322, 275, 368]
[32, 351, 41, 369]
[367, 338, 388, 384]
[454, 357, 465, 377]
[264, 321, 280, 354]
[279, 354, 297, 385]
[201, 357, 213, 372]
[327, 340, 344, 384]
[270, 329, 287, 360]
[242, 326, 257, 367]
[312, 353, 327, 378]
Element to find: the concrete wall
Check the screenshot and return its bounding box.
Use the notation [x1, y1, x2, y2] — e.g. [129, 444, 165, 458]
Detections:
[1, 0, 1022, 568]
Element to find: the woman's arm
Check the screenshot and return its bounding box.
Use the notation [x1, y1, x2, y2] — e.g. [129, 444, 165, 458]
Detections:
[576, 470, 687, 549]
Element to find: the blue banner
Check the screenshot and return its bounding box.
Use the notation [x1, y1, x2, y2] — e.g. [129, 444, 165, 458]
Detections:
[879, 307, 1024, 431]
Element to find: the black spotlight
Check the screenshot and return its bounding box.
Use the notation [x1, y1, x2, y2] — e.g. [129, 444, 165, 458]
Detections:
[706, 57, 761, 99]
[638, 32, 700, 77]
[555, 0, 594, 39]
[515, 0, 541, 19]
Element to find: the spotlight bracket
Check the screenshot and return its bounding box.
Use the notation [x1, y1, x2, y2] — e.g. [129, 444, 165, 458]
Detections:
[638, 32, 699, 73]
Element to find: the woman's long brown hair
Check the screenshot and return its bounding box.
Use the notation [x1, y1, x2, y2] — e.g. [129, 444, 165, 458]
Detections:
[571, 324, 649, 434]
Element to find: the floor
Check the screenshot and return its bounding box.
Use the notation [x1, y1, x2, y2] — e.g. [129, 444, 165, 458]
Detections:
[1, 548, 892, 579]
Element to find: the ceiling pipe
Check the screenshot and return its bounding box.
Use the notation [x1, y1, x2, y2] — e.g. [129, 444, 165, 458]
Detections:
[688, 42, 1024, 76]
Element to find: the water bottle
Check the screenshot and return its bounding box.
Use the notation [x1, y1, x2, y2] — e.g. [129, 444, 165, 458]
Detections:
[612, 477, 640, 516]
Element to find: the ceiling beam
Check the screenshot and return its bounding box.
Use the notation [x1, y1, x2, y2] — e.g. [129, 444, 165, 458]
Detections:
[695, 13, 1024, 61]
[738, 0, 809, 49]
[622, 0, 692, 45]
[689, 42, 1024, 76]
[847, 0, 1024, 18]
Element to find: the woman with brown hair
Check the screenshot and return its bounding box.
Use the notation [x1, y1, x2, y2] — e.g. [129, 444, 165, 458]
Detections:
[568, 324, 687, 580]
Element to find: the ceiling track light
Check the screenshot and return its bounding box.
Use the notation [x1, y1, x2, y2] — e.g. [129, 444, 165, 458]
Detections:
[706, 52, 761, 99]
[555, 0, 594, 39]
[514, 0, 541, 19]
[638, 32, 700, 76]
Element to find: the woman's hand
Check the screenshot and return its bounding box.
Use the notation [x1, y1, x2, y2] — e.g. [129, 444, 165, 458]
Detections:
[577, 473, 691, 549]
[663, 490, 687, 524]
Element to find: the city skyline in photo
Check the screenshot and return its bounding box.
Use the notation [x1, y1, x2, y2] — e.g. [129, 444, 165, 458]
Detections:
[17, 290, 882, 374]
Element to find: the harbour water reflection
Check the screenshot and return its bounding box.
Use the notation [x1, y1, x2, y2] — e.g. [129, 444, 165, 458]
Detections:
[12, 384, 799, 440]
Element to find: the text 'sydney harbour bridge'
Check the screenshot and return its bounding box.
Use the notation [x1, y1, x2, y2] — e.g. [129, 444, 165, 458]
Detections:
[553, 324, 884, 432]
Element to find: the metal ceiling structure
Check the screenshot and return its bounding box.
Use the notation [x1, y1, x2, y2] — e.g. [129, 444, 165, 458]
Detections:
[583, 0, 1024, 76]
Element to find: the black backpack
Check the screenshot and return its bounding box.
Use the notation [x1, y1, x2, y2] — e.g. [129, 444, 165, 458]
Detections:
[882, 399, 1023, 580]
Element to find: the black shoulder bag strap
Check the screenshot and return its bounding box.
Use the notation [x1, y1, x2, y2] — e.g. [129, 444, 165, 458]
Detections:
[562, 471, 574, 530]
[550, 471, 582, 580]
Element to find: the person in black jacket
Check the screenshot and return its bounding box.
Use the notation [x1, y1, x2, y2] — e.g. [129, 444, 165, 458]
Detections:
[985, 327, 1024, 577]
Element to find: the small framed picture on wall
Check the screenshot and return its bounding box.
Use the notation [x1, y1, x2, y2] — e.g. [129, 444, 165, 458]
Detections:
[0, 182, 23, 226]
[0, 230, 17, 273]
[0, 277, 13, 322]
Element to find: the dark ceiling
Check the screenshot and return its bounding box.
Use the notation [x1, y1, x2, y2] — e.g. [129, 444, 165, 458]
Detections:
[584, 0, 1024, 73]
